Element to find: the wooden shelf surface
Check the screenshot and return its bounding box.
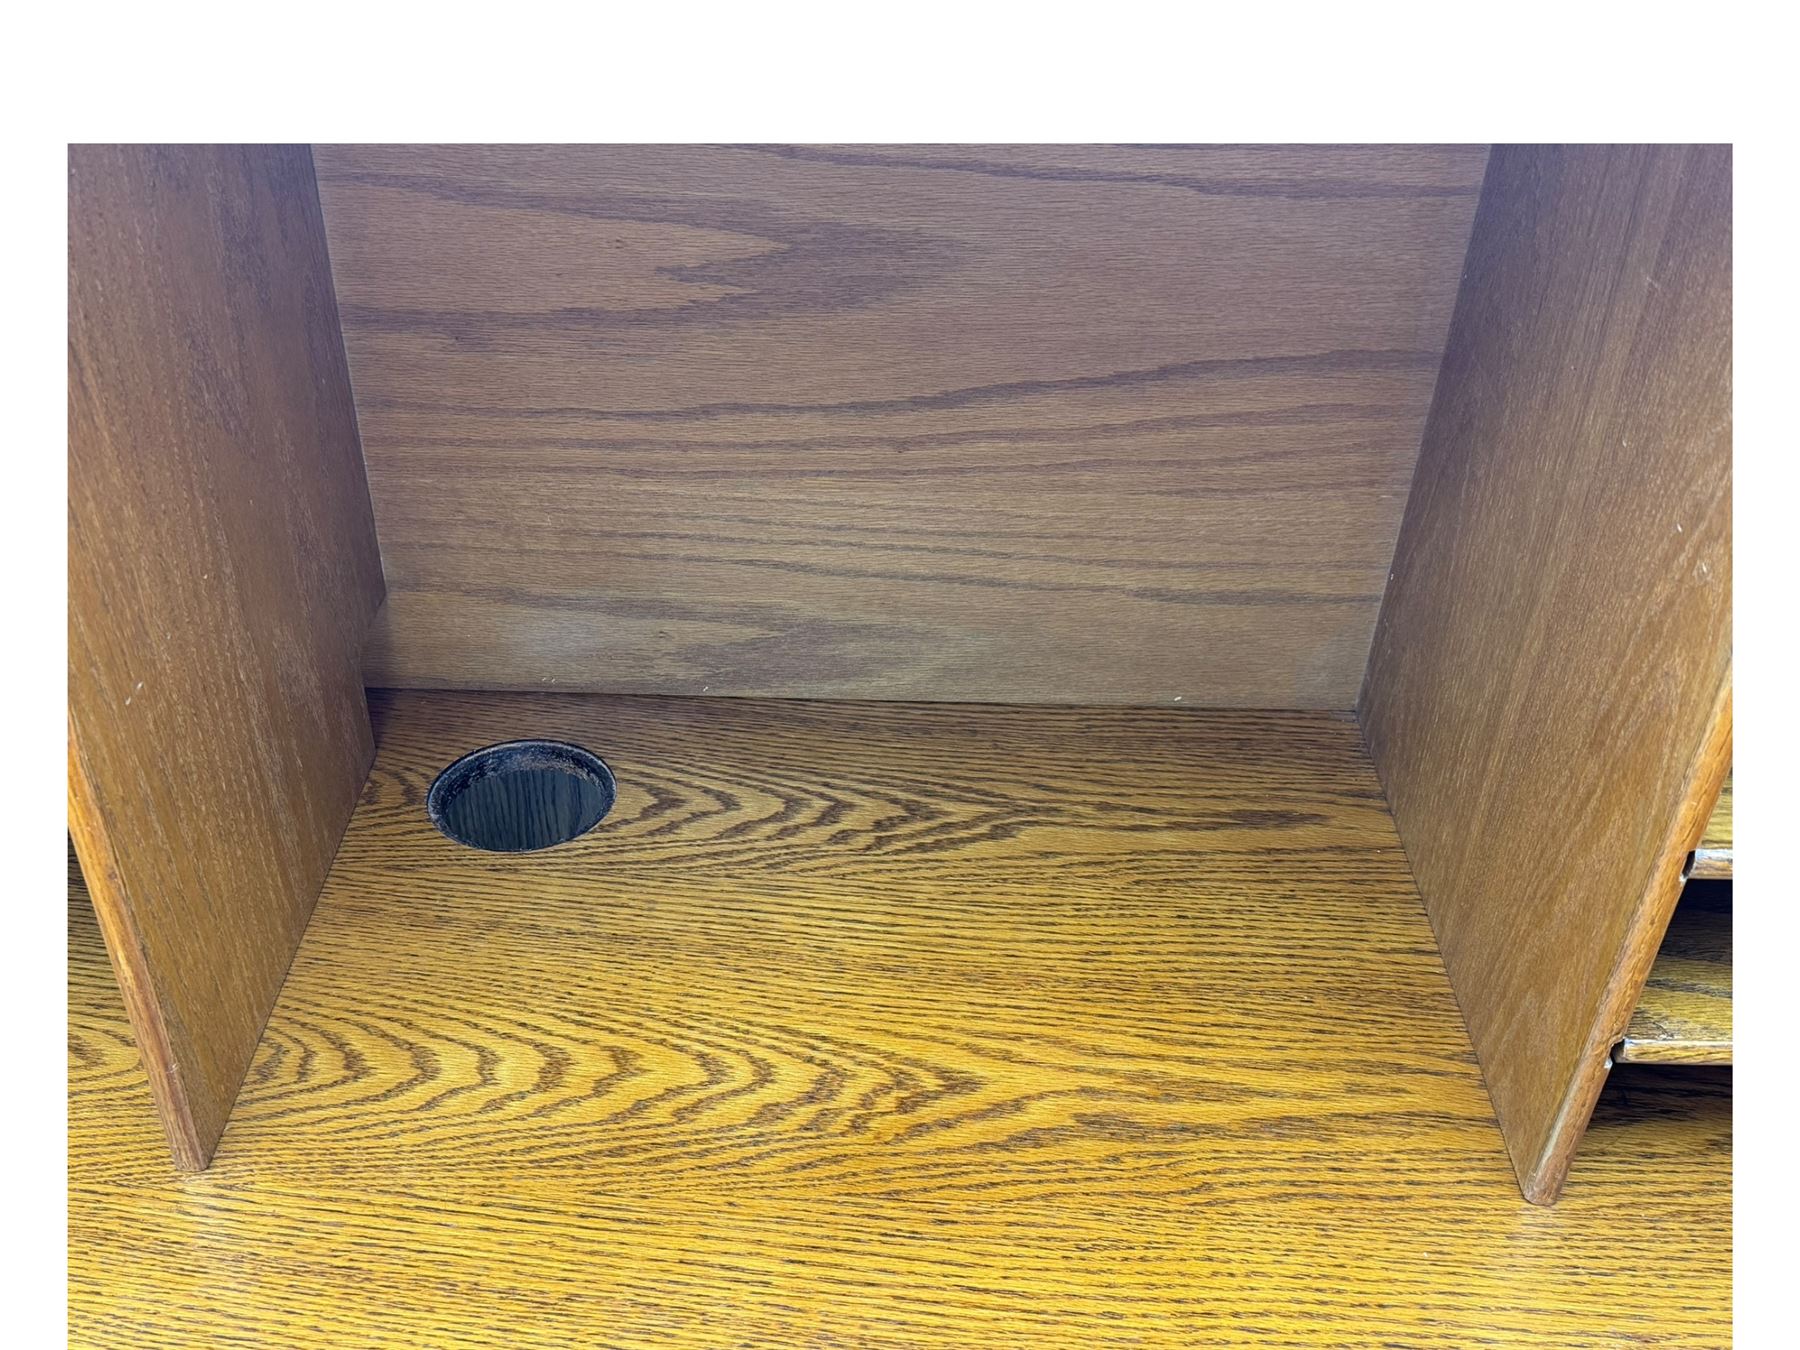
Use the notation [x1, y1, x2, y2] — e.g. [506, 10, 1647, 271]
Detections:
[1618, 882, 1732, 1064]
[1690, 771, 1733, 879]
[70, 693, 1731, 1348]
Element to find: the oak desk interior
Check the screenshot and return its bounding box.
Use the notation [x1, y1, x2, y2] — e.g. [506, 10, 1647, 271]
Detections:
[68, 143, 1731, 1344]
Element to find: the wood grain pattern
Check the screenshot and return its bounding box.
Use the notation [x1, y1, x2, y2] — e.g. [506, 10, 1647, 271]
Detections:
[313, 144, 1488, 705]
[70, 692, 1730, 1347]
[1691, 771, 1733, 878]
[1359, 145, 1733, 1203]
[68, 144, 386, 1168]
[1618, 881, 1731, 1064]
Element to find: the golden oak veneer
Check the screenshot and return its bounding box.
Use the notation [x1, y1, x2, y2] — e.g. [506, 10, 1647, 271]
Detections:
[69, 692, 1731, 1348]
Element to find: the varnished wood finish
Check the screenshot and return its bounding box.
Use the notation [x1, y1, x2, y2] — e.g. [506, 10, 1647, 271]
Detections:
[1691, 771, 1733, 879]
[68, 145, 386, 1168]
[1618, 881, 1732, 1064]
[314, 144, 1487, 705]
[1360, 146, 1733, 1203]
[70, 692, 1731, 1346]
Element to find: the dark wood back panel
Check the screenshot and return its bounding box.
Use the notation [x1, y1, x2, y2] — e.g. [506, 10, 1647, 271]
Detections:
[314, 144, 1487, 705]
[1359, 145, 1732, 1202]
[69, 145, 386, 1167]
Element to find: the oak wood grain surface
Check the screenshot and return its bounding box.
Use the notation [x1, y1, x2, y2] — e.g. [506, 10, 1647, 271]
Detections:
[313, 144, 1487, 705]
[70, 692, 1730, 1347]
[1691, 772, 1733, 879]
[1359, 146, 1733, 1202]
[68, 145, 386, 1168]
[1618, 881, 1731, 1064]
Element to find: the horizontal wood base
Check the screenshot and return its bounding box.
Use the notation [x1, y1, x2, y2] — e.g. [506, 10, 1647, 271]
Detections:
[70, 692, 1731, 1346]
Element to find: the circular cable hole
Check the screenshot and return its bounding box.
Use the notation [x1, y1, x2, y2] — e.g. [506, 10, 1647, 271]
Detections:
[427, 740, 616, 853]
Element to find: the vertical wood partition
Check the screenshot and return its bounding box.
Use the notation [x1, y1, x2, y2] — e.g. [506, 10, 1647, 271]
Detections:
[1360, 145, 1732, 1203]
[68, 145, 386, 1168]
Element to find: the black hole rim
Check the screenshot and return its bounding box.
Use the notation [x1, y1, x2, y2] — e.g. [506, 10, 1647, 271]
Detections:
[426, 739, 617, 853]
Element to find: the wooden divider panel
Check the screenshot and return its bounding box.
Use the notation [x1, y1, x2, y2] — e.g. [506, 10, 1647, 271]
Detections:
[314, 144, 1487, 705]
[1360, 145, 1732, 1202]
[69, 145, 386, 1167]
